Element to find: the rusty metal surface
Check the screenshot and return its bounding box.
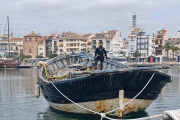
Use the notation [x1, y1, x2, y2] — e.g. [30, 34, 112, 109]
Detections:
[49, 98, 152, 117]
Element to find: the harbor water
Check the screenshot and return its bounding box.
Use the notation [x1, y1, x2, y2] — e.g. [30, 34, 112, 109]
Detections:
[0, 66, 180, 120]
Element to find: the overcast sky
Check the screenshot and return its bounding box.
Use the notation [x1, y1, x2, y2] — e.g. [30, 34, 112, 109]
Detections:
[0, 0, 180, 39]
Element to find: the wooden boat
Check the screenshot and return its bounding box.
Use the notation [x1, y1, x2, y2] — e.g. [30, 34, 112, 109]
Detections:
[37, 54, 171, 117]
[0, 16, 21, 68]
[0, 60, 21, 68]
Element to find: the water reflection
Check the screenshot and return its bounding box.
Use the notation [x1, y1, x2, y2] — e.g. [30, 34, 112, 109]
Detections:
[0, 67, 180, 120]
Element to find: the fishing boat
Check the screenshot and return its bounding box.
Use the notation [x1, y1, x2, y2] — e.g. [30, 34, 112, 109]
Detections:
[0, 60, 21, 68]
[0, 16, 21, 68]
[37, 54, 171, 117]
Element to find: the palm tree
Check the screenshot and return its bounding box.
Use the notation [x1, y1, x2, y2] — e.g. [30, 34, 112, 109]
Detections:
[163, 42, 171, 60]
[171, 45, 179, 61]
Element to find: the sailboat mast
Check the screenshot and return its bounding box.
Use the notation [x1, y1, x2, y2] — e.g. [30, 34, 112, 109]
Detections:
[7, 16, 10, 60]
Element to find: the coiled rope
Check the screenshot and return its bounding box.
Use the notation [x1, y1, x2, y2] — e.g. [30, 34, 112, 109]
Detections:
[39, 62, 69, 79]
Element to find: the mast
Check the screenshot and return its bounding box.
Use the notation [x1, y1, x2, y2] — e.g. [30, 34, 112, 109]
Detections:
[7, 16, 10, 60]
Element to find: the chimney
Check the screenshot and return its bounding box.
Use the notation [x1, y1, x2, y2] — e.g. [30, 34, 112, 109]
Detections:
[31, 31, 34, 34]
[178, 31, 180, 36]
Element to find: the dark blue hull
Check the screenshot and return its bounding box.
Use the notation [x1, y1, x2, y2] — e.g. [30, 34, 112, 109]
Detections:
[38, 70, 171, 104]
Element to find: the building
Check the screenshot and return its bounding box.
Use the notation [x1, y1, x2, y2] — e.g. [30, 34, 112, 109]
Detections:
[155, 29, 168, 56]
[136, 32, 155, 58]
[23, 31, 42, 58]
[91, 30, 122, 52]
[0, 34, 13, 51]
[166, 31, 180, 59]
[45, 32, 88, 57]
[82, 33, 94, 51]
[63, 32, 87, 53]
[10, 37, 24, 56]
[0, 36, 23, 57]
[38, 44, 46, 57]
[121, 40, 129, 57]
[128, 27, 142, 57]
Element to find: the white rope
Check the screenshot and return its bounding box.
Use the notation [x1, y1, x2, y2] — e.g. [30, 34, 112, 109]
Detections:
[105, 73, 155, 114]
[51, 73, 155, 120]
[51, 82, 101, 115]
[163, 110, 180, 120]
[104, 114, 162, 120]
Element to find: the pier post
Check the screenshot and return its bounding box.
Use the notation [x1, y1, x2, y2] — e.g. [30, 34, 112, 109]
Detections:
[119, 90, 124, 117]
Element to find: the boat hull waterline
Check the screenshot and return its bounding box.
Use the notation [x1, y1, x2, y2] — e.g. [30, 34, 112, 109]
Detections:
[49, 98, 153, 117]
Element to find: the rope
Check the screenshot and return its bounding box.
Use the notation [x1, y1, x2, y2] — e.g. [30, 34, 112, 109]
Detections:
[39, 62, 69, 79]
[105, 73, 155, 115]
[163, 110, 180, 120]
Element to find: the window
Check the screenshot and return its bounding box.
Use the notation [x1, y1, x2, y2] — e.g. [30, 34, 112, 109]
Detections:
[39, 47, 43, 50]
[29, 49, 31, 53]
[92, 40, 96, 44]
[70, 39, 74, 42]
[60, 49, 63, 52]
[99, 40, 102, 43]
[155, 40, 158, 44]
[107, 41, 110, 44]
[92, 46, 96, 50]
[54, 41, 57, 46]
[29, 37, 31, 41]
[160, 40, 162, 44]
[35, 37, 38, 41]
[25, 38, 27, 42]
[40, 53, 43, 55]
[11, 47, 12, 50]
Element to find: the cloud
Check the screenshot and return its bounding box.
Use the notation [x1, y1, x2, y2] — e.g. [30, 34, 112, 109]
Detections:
[0, 0, 179, 37]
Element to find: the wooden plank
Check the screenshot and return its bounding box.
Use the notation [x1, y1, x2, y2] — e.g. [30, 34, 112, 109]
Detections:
[119, 90, 124, 117]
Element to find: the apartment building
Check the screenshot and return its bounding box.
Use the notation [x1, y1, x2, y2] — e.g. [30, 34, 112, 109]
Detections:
[45, 32, 88, 56]
[137, 32, 155, 58]
[166, 31, 180, 59]
[155, 29, 168, 56]
[10, 38, 24, 56]
[91, 30, 122, 52]
[63, 32, 87, 53]
[0, 34, 13, 51]
[128, 27, 142, 57]
[0, 36, 23, 57]
[38, 44, 46, 57]
[83, 33, 94, 51]
[23, 31, 42, 58]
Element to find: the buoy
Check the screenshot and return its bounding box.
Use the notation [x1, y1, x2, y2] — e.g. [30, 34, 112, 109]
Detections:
[35, 83, 40, 98]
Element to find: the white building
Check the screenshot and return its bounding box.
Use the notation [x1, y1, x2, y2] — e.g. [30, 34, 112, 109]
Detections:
[128, 27, 142, 57]
[38, 44, 46, 57]
[91, 30, 123, 52]
[137, 32, 155, 58]
[82, 33, 94, 52]
[45, 32, 88, 57]
[0, 37, 23, 57]
[166, 31, 180, 59]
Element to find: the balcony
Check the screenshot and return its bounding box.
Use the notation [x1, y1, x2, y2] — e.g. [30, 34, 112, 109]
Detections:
[156, 47, 162, 50]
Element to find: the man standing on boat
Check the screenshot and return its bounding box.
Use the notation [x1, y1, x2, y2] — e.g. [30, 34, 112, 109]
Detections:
[94, 42, 107, 70]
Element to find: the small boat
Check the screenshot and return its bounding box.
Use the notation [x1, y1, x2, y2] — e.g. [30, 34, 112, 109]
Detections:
[0, 16, 21, 68]
[37, 54, 171, 117]
[0, 60, 21, 68]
